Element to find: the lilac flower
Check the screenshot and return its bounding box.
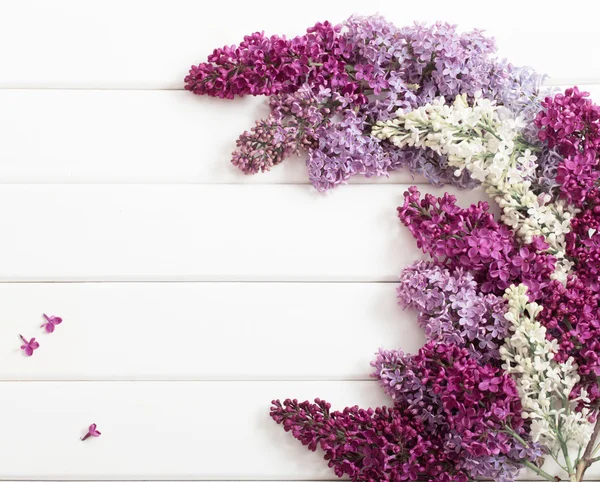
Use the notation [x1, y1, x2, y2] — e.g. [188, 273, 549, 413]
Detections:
[270, 397, 473, 481]
[184, 22, 348, 99]
[232, 84, 335, 175]
[478, 377, 502, 392]
[397, 187, 556, 299]
[81, 423, 101, 441]
[306, 110, 391, 191]
[536, 87, 600, 204]
[538, 274, 600, 405]
[186, 16, 546, 190]
[397, 261, 508, 363]
[41, 313, 62, 333]
[359, 342, 541, 480]
[537, 87, 600, 154]
[19, 334, 39, 357]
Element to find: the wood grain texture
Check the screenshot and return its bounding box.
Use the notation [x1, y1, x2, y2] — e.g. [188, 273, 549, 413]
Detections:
[0, 89, 425, 184]
[0, 0, 597, 88]
[0, 380, 590, 481]
[0, 282, 424, 380]
[0, 381, 386, 480]
[0, 184, 493, 282]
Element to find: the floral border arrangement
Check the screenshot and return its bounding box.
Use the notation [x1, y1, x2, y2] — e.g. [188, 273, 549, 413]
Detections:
[186, 15, 600, 482]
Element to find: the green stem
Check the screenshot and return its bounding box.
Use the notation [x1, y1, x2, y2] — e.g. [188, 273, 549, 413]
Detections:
[480, 124, 503, 141]
[522, 459, 558, 481]
[558, 433, 575, 477]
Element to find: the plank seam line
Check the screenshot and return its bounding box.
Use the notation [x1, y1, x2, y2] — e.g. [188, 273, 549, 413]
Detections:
[0, 182, 434, 186]
[0, 379, 379, 383]
[0, 80, 595, 90]
[0, 280, 402, 284]
[0, 182, 423, 185]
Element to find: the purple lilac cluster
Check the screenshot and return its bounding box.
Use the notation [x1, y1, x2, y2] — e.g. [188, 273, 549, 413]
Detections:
[186, 15, 546, 190]
[184, 22, 348, 99]
[536, 87, 600, 204]
[397, 186, 555, 299]
[538, 276, 600, 405]
[530, 87, 600, 406]
[272, 343, 541, 482]
[271, 398, 471, 482]
[538, 185, 600, 406]
[231, 85, 332, 174]
[396, 261, 508, 363]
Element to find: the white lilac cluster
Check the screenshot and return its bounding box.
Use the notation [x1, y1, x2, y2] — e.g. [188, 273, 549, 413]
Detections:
[372, 93, 576, 282]
[500, 284, 593, 474]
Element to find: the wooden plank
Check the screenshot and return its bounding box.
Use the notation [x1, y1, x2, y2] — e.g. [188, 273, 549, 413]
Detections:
[0, 381, 590, 480]
[0, 0, 597, 88]
[3, 85, 599, 184]
[0, 184, 493, 282]
[0, 381, 386, 480]
[0, 89, 423, 184]
[0, 282, 424, 380]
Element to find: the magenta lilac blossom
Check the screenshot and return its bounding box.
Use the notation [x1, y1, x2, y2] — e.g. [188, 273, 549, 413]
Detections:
[81, 423, 101, 441]
[271, 399, 473, 482]
[41, 313, 62, 333]
[19, 334, 39, 357]
[397, 187, 555, 299]
[536, 87, 600, 204]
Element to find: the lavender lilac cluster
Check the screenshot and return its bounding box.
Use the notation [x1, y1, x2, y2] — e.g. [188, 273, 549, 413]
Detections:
[186, 15, 546, 191]
[395, 261, 508, 364]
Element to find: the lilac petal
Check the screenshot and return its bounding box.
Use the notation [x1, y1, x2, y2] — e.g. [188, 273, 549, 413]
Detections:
[88, 423, 101, 437]
[23, 346, 33, 356]
[30, 339, 39, 349]
[44, 314, 63, 325]
[44, 323, 55, 333]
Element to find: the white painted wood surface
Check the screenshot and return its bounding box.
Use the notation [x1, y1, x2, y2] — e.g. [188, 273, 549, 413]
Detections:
[0, 184, 490, 282]
[0, 381, 591, 481]
[0, 90, 426, 184]
[0, 0, 598, 88]
[0, 282, 424, 380]
[0, 381, 388, 480]
[1, 0, 599, 480]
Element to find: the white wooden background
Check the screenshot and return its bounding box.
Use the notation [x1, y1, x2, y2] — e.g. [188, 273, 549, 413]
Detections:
[0, 0, 599, 480]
